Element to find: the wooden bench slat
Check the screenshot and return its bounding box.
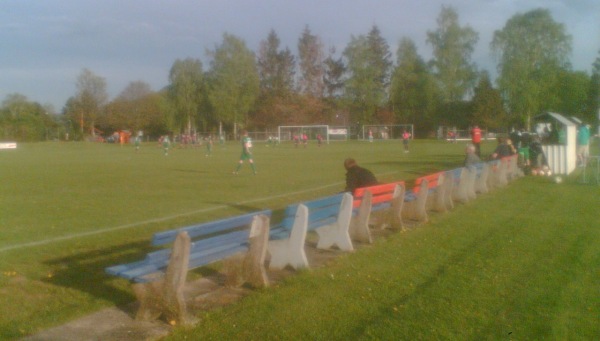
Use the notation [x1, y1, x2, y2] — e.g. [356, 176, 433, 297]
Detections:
[152, 210, 271, 246]
[303, 194, 344, 211]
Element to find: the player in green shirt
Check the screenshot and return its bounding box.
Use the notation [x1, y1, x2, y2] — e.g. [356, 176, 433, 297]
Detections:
[233, 130, 256, 175]
[161, 135, 170, 156]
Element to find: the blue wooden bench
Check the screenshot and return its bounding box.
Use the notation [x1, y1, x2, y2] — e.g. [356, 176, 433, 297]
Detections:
[351, 181, 406, 241]
[105, 210, 272, 323]
[267, 193, 353, 270]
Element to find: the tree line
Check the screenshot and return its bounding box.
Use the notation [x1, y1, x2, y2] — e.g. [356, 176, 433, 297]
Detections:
[1, 7, 599, 142]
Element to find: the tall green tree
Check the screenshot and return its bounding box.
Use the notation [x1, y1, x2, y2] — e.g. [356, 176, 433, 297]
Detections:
[323, 47, 346, 99]
[471, 71, 506, 129]
[427, 6, 479, 103]
[0, 94, 56, 141]
[167, 58, 204, 135]
[586, 50, 600, 125]
[207, 33, 259, 136]
[257, 29, 295, 98]
[551, 70, 590, 117]
[254, 29, 296, 128]
[491, 8, 572, 128]
[389, 37, 439, 132]
[297, 26, 325, 97]
[105, 81, 165, 137]
[70, 68, 108, 136]
[343, 25, 392, 125]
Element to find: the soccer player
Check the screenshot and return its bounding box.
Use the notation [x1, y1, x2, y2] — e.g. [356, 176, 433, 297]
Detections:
[161, 135, 170, 156]
[205, 134, 213, 157]
[233, 130, 256, 175]
[402, 130, 411, 153]
[134, 134, 141, 153]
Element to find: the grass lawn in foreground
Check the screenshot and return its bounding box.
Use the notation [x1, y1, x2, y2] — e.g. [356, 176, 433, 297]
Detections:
[165, 177, 599, 340]
[0, 140, 597, 339]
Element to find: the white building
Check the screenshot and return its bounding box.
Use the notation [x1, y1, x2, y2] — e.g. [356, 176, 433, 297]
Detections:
[534, 112, 577, 175]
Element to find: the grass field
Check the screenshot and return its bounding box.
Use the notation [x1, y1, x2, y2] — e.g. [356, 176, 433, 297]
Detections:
[0, 140, 598, 340]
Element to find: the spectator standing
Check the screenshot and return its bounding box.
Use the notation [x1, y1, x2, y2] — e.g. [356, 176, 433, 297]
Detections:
[471, 125, 482, 157]
[577, 124, 591, 166]
[529, 136, 548, 169]
[343, 158, 378, 193]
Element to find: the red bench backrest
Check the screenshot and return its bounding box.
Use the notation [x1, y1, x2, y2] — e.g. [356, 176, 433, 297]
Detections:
[412, 172, 444, 194]
[353, 181, 405, 208]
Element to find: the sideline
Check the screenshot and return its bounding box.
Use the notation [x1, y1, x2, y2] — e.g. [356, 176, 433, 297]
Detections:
[0, 172, 396, 253]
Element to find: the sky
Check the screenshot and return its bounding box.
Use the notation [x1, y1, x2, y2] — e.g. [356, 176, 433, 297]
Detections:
[1, 0, 599, 112]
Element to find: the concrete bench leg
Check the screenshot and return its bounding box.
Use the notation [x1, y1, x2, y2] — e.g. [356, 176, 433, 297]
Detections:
[466, 168, 477, 200]
[443, 172, 455, 210]
[316, 193, 354, 251]
[132, 280, 164, 322]
[268, 205, 309, 270]
[453, 168, 470, 203]
[349, 190, 373, 243]
[224, 214, 270, 288]
[475, 164, 489, 194]
[403, 180, 429, 223]
[382, 185, 405, 229]
[432, 174, 447, 213]
[498, 161, 508, 186]
[133, 231, 191, 324]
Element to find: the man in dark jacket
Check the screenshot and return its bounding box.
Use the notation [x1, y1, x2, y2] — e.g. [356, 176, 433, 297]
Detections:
[344, 158, 378, 193]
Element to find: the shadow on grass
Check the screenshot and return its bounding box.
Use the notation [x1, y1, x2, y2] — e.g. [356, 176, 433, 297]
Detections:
[41, 203, 271, 308]
[204, 202, 266, 213]
[173, 168, 210, 174]
[41, 240, 154, 306]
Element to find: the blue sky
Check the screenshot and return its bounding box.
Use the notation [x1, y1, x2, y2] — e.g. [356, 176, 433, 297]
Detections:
[1, 0, 599, 111]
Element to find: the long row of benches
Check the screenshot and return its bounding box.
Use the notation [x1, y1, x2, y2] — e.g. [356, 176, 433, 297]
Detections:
[105, 154, 522, 324]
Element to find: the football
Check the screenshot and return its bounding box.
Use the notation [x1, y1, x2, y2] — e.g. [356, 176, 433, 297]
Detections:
[554, 176, 563, 184]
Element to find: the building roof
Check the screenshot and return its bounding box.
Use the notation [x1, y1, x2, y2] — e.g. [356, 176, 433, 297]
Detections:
[534, 112, 576, 127]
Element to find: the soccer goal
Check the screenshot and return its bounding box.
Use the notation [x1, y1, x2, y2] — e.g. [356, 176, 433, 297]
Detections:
[278, 125, 332, 144]
[362, 124, 414, 140]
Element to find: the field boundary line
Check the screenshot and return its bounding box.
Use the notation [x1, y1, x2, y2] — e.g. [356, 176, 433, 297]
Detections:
[0, 171, 397, 253]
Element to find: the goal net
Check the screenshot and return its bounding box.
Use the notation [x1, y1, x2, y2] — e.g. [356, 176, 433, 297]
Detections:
[362, 124, 414, 140]
[278, 125, 334, 144]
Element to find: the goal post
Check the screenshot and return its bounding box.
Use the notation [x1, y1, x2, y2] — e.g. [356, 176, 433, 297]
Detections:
[278, 125, 333, 144]
[362, 124, 414, 140]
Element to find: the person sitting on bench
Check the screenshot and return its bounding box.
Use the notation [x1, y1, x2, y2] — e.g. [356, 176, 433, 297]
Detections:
[464, 144, 482, 167]
[343, 158, 378, 193]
